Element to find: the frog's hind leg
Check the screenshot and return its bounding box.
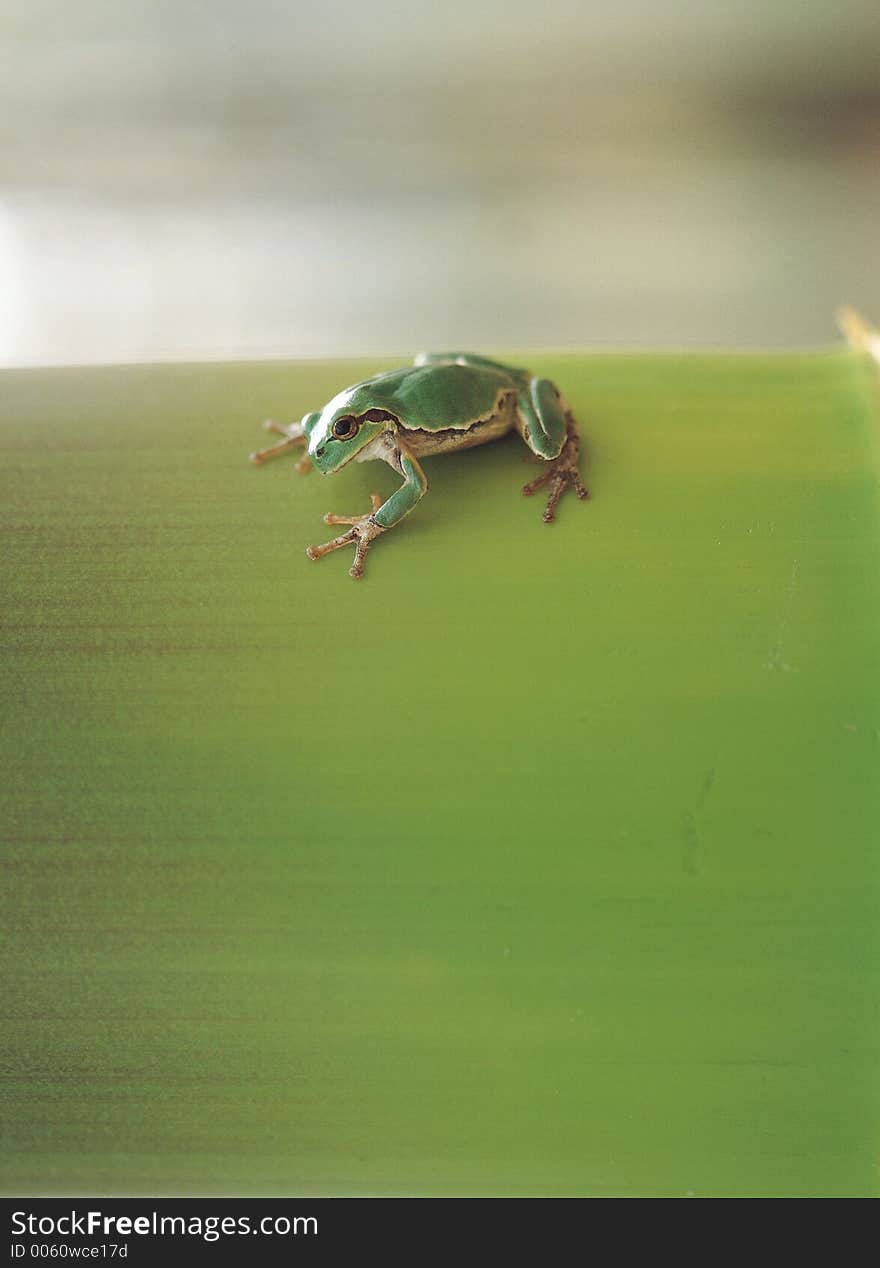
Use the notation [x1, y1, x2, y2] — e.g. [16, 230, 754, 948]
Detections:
[522, 419, 589, 522]
[517, 379, 589, 522]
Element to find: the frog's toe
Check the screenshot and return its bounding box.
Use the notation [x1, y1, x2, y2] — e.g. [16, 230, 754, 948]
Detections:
[323, 493, 383, 526]
[538, 470, 590, 523]
[248, 419, 310, 468]
[521, 467, 554, 496]
[521, 422, 589, 522]
[305, 527, 357, 561]
[307, 498, 386, 578]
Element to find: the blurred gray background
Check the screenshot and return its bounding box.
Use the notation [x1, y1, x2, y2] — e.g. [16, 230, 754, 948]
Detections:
[1, 0, 879, 366]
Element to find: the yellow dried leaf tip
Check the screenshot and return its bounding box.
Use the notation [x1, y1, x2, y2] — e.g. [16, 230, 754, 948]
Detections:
[837, 306, 880, 365]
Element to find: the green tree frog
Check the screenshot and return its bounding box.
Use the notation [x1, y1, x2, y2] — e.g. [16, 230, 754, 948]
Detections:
[249, 352, 588, 578]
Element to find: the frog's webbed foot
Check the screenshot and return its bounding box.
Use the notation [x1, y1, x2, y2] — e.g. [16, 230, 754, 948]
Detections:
[249, 419, 312, 473]
[521, 421, 589, 523]
[306, 494, 386, 579]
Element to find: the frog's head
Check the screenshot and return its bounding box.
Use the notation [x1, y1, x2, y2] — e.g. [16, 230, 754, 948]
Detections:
[304, 397, 396, 474]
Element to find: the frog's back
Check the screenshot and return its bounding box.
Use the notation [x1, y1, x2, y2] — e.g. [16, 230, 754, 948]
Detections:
[345, 362, 514, 432]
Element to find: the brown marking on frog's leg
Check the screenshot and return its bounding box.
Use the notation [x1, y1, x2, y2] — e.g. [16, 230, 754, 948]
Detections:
[521, 418, 589, 523]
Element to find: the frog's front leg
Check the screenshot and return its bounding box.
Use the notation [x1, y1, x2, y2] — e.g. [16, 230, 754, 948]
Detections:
[249, 418, 312, 473]
[306, 440, 428, 579]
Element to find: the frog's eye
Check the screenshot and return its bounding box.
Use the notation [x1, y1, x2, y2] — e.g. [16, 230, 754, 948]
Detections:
[332, 416, 359, 440]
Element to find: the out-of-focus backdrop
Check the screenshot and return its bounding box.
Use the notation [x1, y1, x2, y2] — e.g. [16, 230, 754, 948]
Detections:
[1, 0, 879, 366]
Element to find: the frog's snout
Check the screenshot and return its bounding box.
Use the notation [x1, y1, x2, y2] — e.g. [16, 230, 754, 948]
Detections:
[315, 445, 326, 458]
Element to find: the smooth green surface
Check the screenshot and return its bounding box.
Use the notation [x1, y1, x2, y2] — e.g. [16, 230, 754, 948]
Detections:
[2, 352, 879, 1196]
